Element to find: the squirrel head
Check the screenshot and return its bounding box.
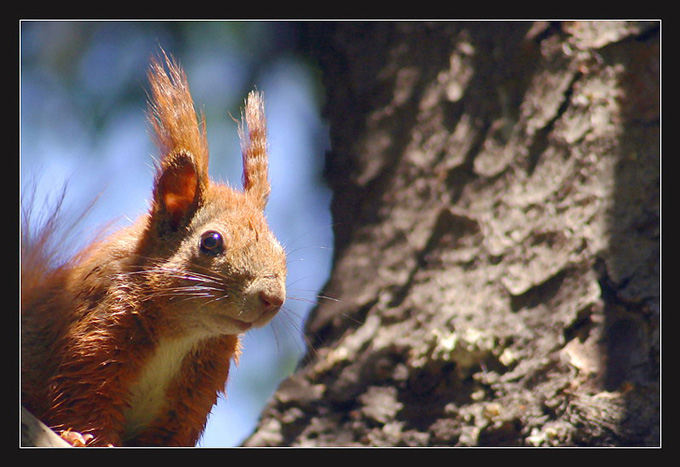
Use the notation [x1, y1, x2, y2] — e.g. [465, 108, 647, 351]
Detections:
[136, 52, 286, 338]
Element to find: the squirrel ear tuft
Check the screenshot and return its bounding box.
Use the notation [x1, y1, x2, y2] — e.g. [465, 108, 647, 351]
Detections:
[147, 51, 209, 176]
[239, 91, 270, 210]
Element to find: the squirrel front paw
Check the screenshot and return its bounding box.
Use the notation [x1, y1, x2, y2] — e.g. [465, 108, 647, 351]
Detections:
[59, 429, 94, 447]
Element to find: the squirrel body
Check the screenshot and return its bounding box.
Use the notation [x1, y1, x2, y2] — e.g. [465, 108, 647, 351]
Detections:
[21, 53, 286, 446]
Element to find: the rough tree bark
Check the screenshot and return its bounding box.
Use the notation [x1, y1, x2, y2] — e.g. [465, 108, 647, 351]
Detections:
[244, 21, 660, 447]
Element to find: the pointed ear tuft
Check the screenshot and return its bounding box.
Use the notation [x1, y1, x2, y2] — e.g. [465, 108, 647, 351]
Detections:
[239, 91, 270, 210]
[147, 51, 209, 175]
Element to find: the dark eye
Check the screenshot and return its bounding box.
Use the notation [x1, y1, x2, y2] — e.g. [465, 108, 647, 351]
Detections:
[199, 230, 224, 255]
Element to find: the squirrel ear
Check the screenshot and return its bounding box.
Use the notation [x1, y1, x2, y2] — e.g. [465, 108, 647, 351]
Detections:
[153, 152, 204, 232]
[147, 51, 209, 232]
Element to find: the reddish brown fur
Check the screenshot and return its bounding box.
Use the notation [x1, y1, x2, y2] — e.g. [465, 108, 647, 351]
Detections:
[21, 53, 286, 446]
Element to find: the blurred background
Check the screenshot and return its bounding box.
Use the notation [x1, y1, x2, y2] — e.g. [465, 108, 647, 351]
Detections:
[20, 20, 334, 447]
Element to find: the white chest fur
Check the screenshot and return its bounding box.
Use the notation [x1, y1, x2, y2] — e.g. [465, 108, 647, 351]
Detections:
[123, 336, 201, 438]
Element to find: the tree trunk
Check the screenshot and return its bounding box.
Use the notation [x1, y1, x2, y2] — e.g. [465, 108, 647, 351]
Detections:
[244, 21, 660, 447]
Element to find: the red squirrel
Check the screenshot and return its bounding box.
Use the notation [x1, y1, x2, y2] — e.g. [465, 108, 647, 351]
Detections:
[21, 53, 287, 446]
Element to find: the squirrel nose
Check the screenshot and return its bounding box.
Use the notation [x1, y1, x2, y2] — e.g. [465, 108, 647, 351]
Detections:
[258, 290, 284, 313]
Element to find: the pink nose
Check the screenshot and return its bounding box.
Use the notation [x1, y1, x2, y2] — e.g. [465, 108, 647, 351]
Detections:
[259, 291, 284, 313]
